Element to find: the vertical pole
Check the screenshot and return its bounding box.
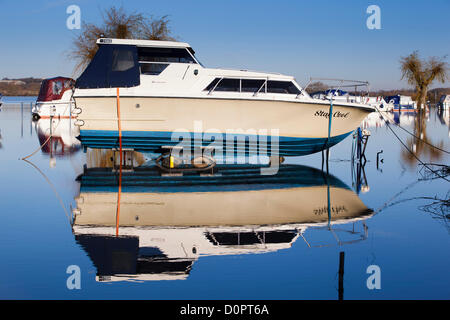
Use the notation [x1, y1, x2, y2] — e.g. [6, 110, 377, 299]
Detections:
[338, 251, 345, 301]
[326, 177, 331, 228]
[69, 101, 72, 138]
[356, 162, 361, 194]
[321, 150, 324, 171]
[324, 97, 333, 172]
[30, 102, 33, 136]
[49, 115, 53, 164]
[115, 88, 122, 237]
[50, 115, 53, 136]
[326, 148, 331, 228]
[21, 102, 23, 138]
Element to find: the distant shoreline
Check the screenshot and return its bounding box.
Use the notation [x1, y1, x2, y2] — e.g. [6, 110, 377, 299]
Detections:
[1, 77, 449, 104]
[0, 78, 43, 96]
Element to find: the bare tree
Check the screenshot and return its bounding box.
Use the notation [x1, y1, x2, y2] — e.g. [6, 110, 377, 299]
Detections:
[137, 15, 176, 41]
[305, 81, 328, 94]
[71, 6, 176, 72]
[400, 51, 448, 109]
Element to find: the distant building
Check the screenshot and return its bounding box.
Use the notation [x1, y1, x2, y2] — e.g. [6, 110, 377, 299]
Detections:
[439, 95, 450, 108]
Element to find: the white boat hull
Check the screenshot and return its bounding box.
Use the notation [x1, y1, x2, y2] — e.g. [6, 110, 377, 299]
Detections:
[74, 96, 374, 156]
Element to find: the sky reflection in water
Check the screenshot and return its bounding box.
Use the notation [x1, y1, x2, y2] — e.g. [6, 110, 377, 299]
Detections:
[0, 100, 449, 299]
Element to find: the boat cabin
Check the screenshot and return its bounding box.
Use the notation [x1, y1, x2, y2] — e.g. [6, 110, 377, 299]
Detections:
[75, 38, 303, 97]
[76, 38, 201, 89]
[37, 77, 74, 102]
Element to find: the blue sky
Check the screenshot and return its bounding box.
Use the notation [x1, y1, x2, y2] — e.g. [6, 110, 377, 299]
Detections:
[0, 0, 448, 90]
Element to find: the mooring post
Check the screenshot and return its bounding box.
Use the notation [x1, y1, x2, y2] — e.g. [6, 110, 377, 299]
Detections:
[376, 150, 383, 170]
[356, 127, 362, 161]
[21, 102, 24, 138]
[338, 251, 345, 300]
[69, 101, 72, 138]
[326, 150, 331, 228]
[321, 150, 324, 171]
[49, 115, 53, 155]
[356, 162, 362, 194]
[28, 101, 32, 136]
[49, 115, 53, 136]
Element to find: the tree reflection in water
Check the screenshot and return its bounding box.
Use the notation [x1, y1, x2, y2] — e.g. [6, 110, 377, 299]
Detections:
[401, 108, 447, 167]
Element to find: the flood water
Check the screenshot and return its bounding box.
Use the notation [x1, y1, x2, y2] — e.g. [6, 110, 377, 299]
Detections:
[0, 97, 449, 300]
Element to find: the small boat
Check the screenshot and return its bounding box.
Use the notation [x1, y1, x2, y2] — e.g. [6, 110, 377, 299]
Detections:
[72, 38, 375, 158]
[439, 94, 450, 109]
[32, 77, 75, 120]
[310, 88, 387, 109]
[0, 93, 3, 107]
[382, 94, 417, 112]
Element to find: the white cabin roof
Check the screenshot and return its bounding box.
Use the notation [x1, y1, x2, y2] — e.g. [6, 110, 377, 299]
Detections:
[96, 38, 192, 49]
[206, 68, 294, 81]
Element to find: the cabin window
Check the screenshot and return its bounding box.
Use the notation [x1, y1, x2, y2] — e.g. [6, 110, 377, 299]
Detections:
[242, 79, 265, 93]
[140, 63, 169, 75]
[137, 47, 196, 64]
[52, 81, 63, 95]
[205, 78, 300, 94]
[111, 49, 135, 72]
[205, 78, 240, 92]
[267, 81, 300, 94]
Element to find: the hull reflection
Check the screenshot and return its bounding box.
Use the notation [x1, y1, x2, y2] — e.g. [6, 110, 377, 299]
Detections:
[73, 164, 373, 282]
[35, 118, 81, 157]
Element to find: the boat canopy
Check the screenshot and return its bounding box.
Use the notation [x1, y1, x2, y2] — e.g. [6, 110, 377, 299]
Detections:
[75, 44, 141, 89]
[312, 89, 349, 96]
[384, 95, 400, 105]
[37, 77, 74, 102]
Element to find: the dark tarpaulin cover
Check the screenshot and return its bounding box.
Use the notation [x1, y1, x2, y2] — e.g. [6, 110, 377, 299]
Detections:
[75, 44, 140, 89]
[384, 95, 400, 105]
[37, 77, 74, 102]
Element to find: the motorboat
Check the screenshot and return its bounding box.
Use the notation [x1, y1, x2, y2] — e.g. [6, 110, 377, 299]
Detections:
[32, 77, 76, 120]
[382, 95, 417, 112]
[310, 89, 385, 108]
[72, 163, 373, 282]
[72, 38, 375, 159]
[439, 95, 450, 109]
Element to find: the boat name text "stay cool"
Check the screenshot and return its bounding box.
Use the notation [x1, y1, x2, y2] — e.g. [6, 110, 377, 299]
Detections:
[314, 110, 350, 119]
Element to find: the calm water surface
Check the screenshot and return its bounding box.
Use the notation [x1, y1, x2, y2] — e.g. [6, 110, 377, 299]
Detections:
[0, 98, 449, 299]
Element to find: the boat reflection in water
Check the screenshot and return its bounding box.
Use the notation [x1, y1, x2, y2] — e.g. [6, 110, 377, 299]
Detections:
[35, 118, 81, 160]
[73, 163, 373, 282]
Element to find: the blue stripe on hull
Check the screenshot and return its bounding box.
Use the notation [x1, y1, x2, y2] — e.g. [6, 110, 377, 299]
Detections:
[79, 164, 349, 193]
[78, 130, 353, 157]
